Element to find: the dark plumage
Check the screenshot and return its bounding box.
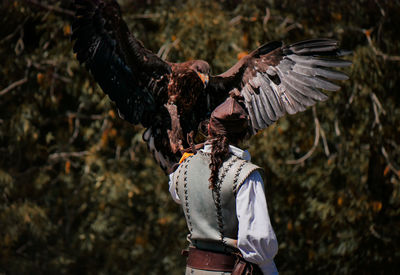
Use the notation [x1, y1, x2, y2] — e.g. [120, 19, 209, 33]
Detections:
[72, 0, 351, 172]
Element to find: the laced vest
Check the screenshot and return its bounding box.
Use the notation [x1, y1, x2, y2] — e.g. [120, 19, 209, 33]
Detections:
[173, 150, 262, 252]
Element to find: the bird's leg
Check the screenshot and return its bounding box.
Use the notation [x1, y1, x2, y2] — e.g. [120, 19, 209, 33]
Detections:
[164, 103, 184, 154]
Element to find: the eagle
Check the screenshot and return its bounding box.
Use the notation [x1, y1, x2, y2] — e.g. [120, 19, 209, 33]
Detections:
[72, 0, 351, 172]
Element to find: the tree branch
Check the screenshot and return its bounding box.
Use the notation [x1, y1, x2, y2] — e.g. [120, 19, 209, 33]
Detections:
[381, 146, 400, 180]
[0, 18, 29, 45]
[157, 39, 180, 60]
[334, 119, 341, 136]
[286, 106, 320, 165]
[229, 15, 243, 26]
[363, 29, 400, 62]
[371, 92, 386, 130]
[66, 112, 104, 121]
[48, 151, 89, 161]
[68, 103, 84, 144]
[263, 8, 271, 33]
[26, 0, 75, 17]
[319, 126, 330, 157]
[0, 77, 28, 96]
[370, 224, 391, 242]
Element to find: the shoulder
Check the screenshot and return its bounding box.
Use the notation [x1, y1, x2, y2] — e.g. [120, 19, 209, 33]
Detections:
[171, 151, 210, 184]
[230, 160, 263, 196]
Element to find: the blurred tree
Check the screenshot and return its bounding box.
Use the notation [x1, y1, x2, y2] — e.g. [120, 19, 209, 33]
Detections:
[0, 0, 399, 274]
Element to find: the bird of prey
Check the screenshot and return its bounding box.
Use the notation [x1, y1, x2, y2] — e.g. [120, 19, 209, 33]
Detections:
[72, 0, 351, 172]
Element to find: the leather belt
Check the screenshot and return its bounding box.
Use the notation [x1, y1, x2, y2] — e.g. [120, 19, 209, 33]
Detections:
[182, 247, 236, 272]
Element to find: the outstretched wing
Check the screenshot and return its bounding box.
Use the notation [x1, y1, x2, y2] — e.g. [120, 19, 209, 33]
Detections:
[72, 0, 171, 127]
[72, 0, 179, 172]
[207, 39, 351, 132]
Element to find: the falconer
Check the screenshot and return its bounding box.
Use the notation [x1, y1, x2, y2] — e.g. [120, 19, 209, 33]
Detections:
[169, 98, 278, 275]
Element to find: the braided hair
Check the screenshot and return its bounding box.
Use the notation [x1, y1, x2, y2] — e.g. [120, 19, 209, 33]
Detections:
[206, 97, 250, 189]
[208, 135, 229, 189]
[208, 131, 247, 189]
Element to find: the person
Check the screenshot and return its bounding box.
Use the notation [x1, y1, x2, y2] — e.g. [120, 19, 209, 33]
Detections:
[168, 97, 278, 275]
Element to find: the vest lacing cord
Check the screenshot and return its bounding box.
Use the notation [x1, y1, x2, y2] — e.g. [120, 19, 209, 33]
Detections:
[212, 156, 238, 253]
[181, 155, 194, 239]
[175, 162, 181, 198]
[232, 160, 247, 197]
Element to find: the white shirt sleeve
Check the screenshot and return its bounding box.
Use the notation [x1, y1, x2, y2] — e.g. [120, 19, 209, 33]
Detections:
[236, 171, 279, 275]
[168, 173, 181, 204]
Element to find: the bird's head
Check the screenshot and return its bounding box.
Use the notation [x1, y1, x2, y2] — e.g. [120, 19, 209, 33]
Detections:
[190, 60, 210, 87]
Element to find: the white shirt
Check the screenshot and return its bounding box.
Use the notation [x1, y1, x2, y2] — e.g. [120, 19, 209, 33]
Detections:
[168, 145, 278, 275]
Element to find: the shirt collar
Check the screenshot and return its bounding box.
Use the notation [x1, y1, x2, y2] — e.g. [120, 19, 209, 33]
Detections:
[202, 144, 251, 161]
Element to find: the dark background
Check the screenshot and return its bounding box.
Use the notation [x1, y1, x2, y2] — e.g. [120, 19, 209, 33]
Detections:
[1, 0, 399, 274]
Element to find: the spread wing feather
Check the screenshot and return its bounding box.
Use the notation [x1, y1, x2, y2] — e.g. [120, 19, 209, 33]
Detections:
[72, 0, 179, 172]
[72, 0, 171, 126]
[208, 39, 351, 132]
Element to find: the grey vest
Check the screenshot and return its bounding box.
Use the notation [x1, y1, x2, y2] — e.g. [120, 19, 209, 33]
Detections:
[174, 151, 262, 252]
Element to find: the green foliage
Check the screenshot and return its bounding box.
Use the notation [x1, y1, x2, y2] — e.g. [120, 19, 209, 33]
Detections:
[1, 0, 399, 274]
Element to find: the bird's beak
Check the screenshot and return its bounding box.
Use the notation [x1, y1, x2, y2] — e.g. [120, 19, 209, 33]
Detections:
[197, 72, 209, 87]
